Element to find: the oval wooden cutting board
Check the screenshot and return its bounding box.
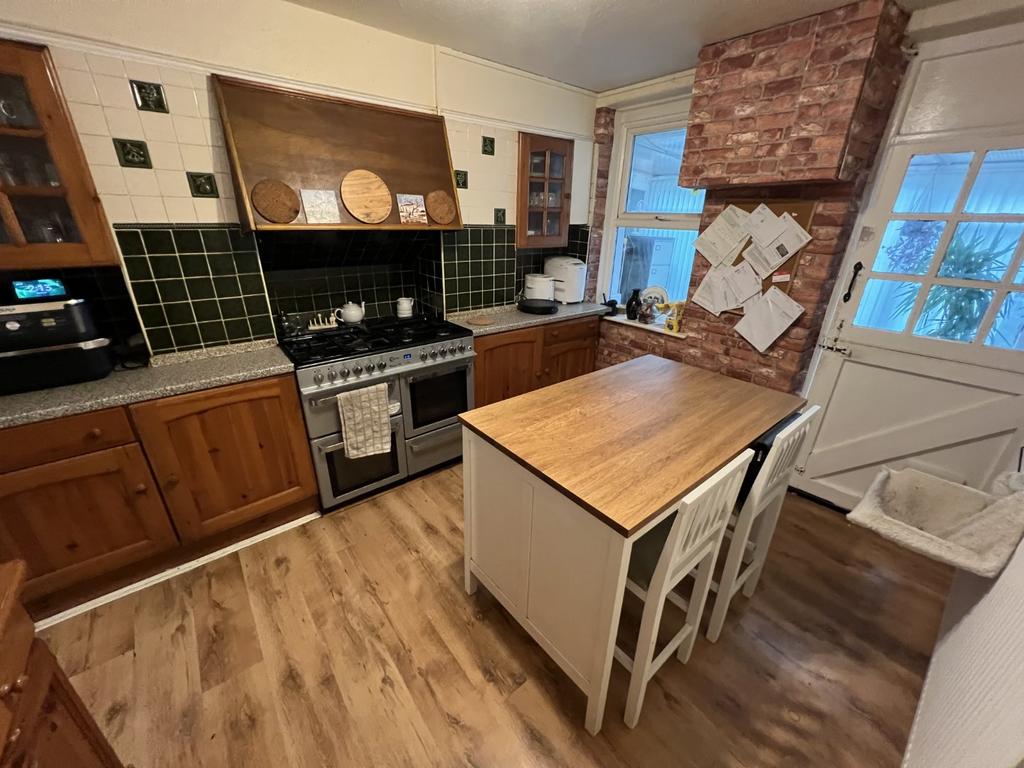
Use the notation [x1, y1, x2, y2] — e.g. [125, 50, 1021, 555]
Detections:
[250, 179, 300, 223]
[340, 169, 392, 224]
[425, 189, 456, 225]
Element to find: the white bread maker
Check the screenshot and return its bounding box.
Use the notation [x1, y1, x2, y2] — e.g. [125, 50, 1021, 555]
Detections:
[543, 256, 587, 304]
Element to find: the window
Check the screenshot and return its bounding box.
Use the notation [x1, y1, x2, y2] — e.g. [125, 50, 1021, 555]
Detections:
[603, 125, 705, 303]
[852, 147, 1024, 351]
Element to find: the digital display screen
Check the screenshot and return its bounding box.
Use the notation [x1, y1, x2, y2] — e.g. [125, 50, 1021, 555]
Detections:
[403, 353, 412, 360]
[13, 279, 67, 300]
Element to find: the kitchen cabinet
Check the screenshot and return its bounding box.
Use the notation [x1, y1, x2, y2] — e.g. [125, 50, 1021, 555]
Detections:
[0, 444, 177, 604]
[0, 561, 123, 768]
[130, 375, 317, 542]
[0, 40, 116, 269]
[473, 316, 599, 407]
[516, 132, 573, 248]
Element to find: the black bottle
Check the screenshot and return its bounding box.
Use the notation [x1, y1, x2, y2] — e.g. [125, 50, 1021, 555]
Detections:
[625, 288, 642, 320]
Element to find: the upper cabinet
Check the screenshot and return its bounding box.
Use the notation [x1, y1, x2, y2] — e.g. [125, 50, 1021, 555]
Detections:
[213, 76, 463, 232]
[0, 40, 115, 269]
[516, 132, 573, 248]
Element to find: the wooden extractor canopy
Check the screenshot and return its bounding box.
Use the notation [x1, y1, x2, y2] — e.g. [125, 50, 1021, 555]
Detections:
[213, 75, 462, 232]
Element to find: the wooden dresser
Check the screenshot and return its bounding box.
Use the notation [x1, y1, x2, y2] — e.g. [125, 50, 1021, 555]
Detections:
[0, 560, 122, 768]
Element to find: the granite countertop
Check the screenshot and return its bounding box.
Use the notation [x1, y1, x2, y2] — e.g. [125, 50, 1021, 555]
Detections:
[447, 302, 610, 336]
[0, 341, 294, 429]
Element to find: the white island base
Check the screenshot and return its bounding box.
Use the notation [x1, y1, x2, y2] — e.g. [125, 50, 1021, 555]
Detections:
[462, 430, 655, 734]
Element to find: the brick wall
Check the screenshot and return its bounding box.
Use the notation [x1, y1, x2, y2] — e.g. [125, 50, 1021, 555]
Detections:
[597, 0, 909, 393]
[679, 0, 909, 189]
[583, 107, 615, 302]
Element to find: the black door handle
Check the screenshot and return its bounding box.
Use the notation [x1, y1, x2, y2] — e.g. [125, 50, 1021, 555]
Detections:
[842, 261, 863, 303]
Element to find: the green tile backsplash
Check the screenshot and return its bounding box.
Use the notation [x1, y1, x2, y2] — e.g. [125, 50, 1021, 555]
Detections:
[116, 224, 274, 354]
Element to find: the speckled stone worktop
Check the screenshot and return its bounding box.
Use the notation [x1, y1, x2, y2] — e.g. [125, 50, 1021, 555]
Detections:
[0, 341, 293, 429]
[447, 302, 609, 336]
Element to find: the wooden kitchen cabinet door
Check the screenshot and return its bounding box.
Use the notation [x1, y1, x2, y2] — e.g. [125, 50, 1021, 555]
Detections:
[473, 327, 545, 407]
[130, 375, 317, 542]
[0, 445, 177, 603]
[539, 317, 598, 387]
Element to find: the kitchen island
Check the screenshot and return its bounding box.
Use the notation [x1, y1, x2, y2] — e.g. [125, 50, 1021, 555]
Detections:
[459, 355, 804, 733]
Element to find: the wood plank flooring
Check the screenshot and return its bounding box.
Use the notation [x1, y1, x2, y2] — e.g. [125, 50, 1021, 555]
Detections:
[41, 465, 952, 767]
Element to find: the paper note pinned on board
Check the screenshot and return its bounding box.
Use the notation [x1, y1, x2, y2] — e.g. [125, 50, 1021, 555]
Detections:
[745, 203, 787, 247]
[743, 212, 812, 277]
[723, 260, 762, 304]
[695, 205, 750, 265]
[772, 272, 791, 283]
[734, 286, 805, 352]
[691, 264, 731, 316]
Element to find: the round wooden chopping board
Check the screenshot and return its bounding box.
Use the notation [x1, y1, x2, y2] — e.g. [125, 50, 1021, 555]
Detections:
[425, 190, 456, 225]
[250, 179, 300, 224]
[340, 169, 392, 224]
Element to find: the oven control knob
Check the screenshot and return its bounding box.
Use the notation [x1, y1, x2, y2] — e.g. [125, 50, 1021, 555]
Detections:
[353, 364, 363, 375]
[378, 361, 386, 371]
[458, 344, 465, 353]
[313, 371, 324, 385]
[430, 350, 438, 359]
[439, 348, 448, 357]
[448, 346, 457, 355]
[420, 351, 428, 361]
[327, 369, 337, 382]
[340, 368, 350, 378]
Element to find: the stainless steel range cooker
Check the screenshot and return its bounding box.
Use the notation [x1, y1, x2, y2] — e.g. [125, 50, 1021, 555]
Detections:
[279, 314, 474, 510]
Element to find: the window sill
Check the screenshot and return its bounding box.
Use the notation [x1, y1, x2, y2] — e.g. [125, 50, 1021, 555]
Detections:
[602, 312, 687, 338]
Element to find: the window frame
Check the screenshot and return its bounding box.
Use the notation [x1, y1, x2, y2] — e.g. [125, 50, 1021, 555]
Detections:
[596, 99, 702, 304]
[841, 134, 1024, 369]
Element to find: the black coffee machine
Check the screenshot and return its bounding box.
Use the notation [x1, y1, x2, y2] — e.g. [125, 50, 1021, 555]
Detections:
[0, 277, 113, 395]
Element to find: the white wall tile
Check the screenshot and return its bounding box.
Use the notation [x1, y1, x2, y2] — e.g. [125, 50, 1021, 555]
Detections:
[190, 72, 211, 91]
[218, 199, 239, 223]
[49, 47, 89, 72]
[172, 115, 206, 145]
[156, 169, 190, 197]
[124, 60, 161, 83]
[212, 148, 230, 173]
[86, 53, 126, 77]
[163, 195, 197, 223]
[58, 69, 99, 104]
[100, 193, 135, 223]
[131, 195, 167, 223]
[124, 168, 160, 196]
[165, 85, 199, 117]
[68, 102, 108, 136]
[140, 111, 176, 142]
[79, 134, 118, 166]
[102, 107, 143, 138]
[148, 140, 183, 170]
[90, 165, 126, 195]
[215, 172, 234, 198]
[197, 90, 216, 118]
[179, 143, 214, 170]
[158, 66, 193, 87]
[204, 118, 224, 146]
[94, 74, 134, 109]
[192, 197, 222, 222]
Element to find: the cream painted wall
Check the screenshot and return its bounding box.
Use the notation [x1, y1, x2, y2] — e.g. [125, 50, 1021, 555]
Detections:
[0, 0, 596, 226]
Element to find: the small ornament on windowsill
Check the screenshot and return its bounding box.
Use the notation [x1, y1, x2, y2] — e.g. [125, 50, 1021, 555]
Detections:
[637, 296, 658, 324]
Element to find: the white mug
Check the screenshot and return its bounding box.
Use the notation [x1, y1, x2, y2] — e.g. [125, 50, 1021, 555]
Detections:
[396, 296, 415, 316]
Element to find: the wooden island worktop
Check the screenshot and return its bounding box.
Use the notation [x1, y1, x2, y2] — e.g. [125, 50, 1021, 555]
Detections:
[459, 355, 805, 536]
[460, 355, 806, 734]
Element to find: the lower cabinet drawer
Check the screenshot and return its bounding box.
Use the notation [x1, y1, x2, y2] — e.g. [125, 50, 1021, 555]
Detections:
[406, 423, 463, 475]
[0, 408, 135, 475]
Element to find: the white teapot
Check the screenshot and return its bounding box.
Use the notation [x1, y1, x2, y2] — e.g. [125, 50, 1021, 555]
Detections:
[335, 301, 365, 324]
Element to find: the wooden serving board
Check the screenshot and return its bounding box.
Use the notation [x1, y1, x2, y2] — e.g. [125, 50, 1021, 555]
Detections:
[250, 179, 300, 223]
[340, 169, 392, 224]
[425, 189, 456, 225]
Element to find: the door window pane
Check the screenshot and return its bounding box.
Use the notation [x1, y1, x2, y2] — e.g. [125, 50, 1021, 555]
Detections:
[964, 148, 1024, 214]
[853, 279, 921, 332]
[874, 220, 945, 275]
[985, 292, 1024, 350]
[11, 198, 80, 243]
[528, 180, 544, 208]
[529, 151, 545, 176]
[625, 128, 705, 214]
[892, 152, 972, 213]
[913, 285, 994, 342]
[549, 152, 565, 179]
[0, 75, 39, 129]
[547, 181, 562, 208]
[607, 227, 698, 303]
[937, 221, 1023, 281]
[544, 211, 560, 237]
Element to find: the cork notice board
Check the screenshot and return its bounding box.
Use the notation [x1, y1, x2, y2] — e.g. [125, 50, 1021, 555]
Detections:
[723, 199, 817, 312]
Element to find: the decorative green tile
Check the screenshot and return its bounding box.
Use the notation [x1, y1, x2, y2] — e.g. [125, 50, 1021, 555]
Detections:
[123, 257, 152, 280]
[187, 172, 219, 198]
[179, 253, 210, 277]
[115, 229, 145, 256]
[481, 136, 495, 156]
[172, 229, 204, 254]
[201, 229, 231, 253]
[163, 302, 196, 325]
[454, 169, 468, 189]
[141, 229, 175, 254]
[169, 324, 201, 347]
[112, 138, 152, 169]
[137, 305, 166, 328]
[130, 80, 168, 113]
[148, 255, 182, 279]
[155, 279, 188, 303]
[494, 208, 506, 225]
[224, 318, 252, 341]
[146, 327, 174, 352]
[130, 280, 159, 304]
[218, 297, 246, 318]
[198, 321, 227, 344]
[191, 300, 221, 322]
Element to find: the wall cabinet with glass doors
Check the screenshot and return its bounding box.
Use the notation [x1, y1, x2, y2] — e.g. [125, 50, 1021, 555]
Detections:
[516, 132, 573, 248]
[0, 40, 116, 269]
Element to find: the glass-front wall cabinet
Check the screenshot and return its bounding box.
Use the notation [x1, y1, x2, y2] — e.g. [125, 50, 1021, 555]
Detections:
[0, 40, 114, 268]
[517, 132, 574, 248]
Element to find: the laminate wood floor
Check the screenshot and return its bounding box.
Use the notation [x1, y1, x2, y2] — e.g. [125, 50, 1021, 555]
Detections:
[41, 465, 952, 768]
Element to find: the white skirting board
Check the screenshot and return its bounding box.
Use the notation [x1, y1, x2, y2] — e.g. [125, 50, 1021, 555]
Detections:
[34, 511, 321, 632]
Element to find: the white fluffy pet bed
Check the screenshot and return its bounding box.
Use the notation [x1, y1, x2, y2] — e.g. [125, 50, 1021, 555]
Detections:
[849, 467, 1024, 578]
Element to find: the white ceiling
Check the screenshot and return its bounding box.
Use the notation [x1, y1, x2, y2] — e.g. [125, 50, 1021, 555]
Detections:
[287, 0, 948, 92]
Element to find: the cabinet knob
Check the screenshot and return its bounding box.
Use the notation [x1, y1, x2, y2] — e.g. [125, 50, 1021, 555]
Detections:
[166, 474, 180, 487]
[544, 368, 550, 374]
[134, 483, 148, 495]
[7, 727, 20, 745]
[535, 371, 541, 378]
[12, 674, 28, 692]
[0, 682, 10, 698]
[88, 427, 103, 439]
[551, 330, 560, 337]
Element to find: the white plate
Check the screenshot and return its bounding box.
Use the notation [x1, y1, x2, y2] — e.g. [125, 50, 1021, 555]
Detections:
[641, 285, 669, 305]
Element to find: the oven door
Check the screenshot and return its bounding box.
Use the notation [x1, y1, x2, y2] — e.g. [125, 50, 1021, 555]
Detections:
[302, 375, 401, 440]
[400, 358, 474, 438]
[311, 415, 408, 509]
